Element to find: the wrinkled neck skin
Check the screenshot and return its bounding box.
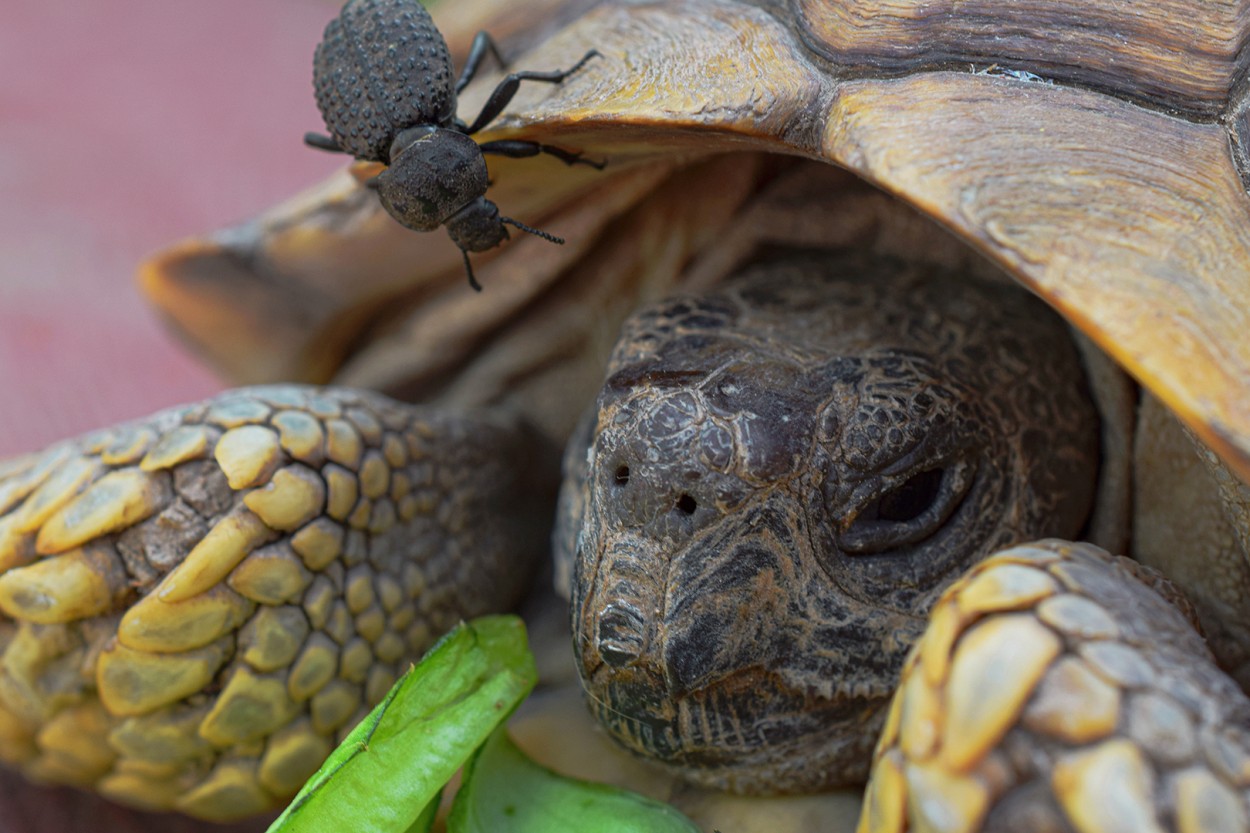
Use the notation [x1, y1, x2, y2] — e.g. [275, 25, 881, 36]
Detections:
[564, 252, 1100, 793]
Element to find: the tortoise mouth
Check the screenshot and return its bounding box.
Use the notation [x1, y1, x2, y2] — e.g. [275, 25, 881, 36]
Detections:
[582, 662, 890, 792]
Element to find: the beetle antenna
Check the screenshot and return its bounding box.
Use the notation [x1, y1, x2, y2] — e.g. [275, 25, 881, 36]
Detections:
[462, 250, 483, 292]
[500, 217, 564, 245]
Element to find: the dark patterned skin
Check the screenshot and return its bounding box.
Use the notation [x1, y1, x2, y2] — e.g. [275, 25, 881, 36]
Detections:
[558, 251, 1101, 793]
[313, 0, 455, 163]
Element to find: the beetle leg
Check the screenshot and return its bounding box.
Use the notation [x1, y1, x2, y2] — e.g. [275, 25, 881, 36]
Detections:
[479, 139, 606, 169]
[455, 31, 508, 95]
[303, 132, 345, 153]
[462, 50, 600, 135]
[461, 249, 482, 292]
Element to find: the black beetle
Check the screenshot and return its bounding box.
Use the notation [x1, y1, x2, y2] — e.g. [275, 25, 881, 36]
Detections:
[305, 0, 603, 290]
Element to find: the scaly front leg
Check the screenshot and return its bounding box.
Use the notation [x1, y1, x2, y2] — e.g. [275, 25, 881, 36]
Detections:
[0, 385, 554, 822]
[863, 540, 1250, 833]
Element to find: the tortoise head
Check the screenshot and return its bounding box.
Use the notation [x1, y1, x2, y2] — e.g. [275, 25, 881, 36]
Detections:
[567, 252, 1101, 793]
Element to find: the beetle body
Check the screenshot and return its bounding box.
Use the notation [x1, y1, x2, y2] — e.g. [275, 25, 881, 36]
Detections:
[313, 0, 456, 162]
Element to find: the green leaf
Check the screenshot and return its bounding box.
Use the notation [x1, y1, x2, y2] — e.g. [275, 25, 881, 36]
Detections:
[402, 789, 441, 833]
[449, 728, 702, 833]
[267, 615, 536, 833]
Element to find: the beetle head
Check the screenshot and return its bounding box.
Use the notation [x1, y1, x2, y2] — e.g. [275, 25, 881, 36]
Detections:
[445, 197, 509, 253]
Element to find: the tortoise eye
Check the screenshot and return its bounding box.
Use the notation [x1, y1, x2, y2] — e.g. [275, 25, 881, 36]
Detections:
[839, 462, 975, 555]
[873, 468, 943, 523]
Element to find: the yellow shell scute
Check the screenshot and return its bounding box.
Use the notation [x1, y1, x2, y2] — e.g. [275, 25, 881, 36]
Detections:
[118, 584, 255, 653]
[107, 703, 212, 764]
[919, 600, 963, 688]
[347, 498, 372, 530]
[333, 601, 368, 648]
[99, 427, 157, 466]
[156, 508, 271, 603]
[325, 419, 363, 469]
[0, 446, 71, 516]
[376, 573, 404, 612]
[139, 424, 213, 472]
[940, 613, 1061, 772]
[309, 679, 360, 734]
[0, 622, 82, 723]
[0, 704, 37, 767]
[373, 631, 406, 664]
[271, 410, 325, 463]
[228, 543, 312, 604]
[365, 665, 397, 708]
[0, 545, 126, 624]
[358, 450, 390, 499]
[1037, 594, 1121, 640]
[174, 758, 273, 822]
[96, 769, 189, 813]
[382, 433, 407, 468]
[338, 637, 373, 684]
[345, 565, 376, 614]
[258, 718, 332, 797]
[955, 563, 1059, 617]
[32, 701, 117, 784]
[903, 759, 989, 833]
[238, 605, 309, 672]
[301, 576, 335, 630]
[205, 398, 272, 428]
[214, 424, 283, 490]
[1173, 767, 1249, 833]
[323, 463, 359, 521]
[197, 666, 300, 747]
[286, 632, 338, 703]
[898, 662, 941, 763]
[35, 468, 168, 555]
[1022, 655, 1121, 745]
[354, 606, 386, 643]
[242, 465, 325, 531]
[0, 513, 36, 574]
[290, 518, 344, 571]
[368, 498, 397, 534]
[860, 750, 906, 833]
[14, 456, 102, 534]
[1052, 739, 1165, 833]
[97, 638, 231, 717]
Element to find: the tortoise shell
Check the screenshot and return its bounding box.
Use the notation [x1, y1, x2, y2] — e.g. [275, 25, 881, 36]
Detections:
[144, 0, 1250, 490]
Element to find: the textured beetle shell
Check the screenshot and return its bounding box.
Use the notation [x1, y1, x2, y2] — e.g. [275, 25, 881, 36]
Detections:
[313, 0, 457, 162]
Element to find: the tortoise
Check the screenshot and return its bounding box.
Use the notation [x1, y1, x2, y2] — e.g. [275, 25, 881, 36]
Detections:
[3, 0, 1250, 830]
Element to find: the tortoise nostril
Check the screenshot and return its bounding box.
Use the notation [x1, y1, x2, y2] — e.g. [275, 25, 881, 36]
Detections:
[676, 494, 697, 515]
[596, 603, 646, 668]
[614, 465, 630, 486]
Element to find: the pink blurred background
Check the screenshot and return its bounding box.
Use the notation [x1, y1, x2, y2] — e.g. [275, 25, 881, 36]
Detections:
[0, 5, 355, 827]
[0, 0, 347, 457]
